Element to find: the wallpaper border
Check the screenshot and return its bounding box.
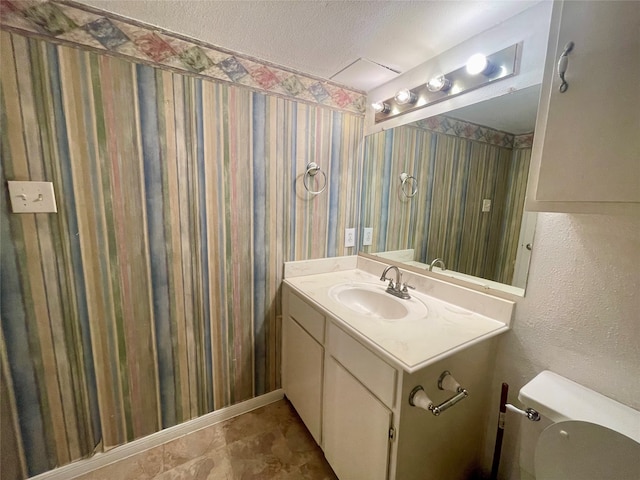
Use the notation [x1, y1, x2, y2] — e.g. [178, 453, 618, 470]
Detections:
[413, 115, 534, 149]
[0, 0, 366, 115]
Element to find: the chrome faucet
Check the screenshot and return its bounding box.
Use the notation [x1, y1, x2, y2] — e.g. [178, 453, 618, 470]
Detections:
[380, 265, 414, 299]
[429, 258, 446, 272]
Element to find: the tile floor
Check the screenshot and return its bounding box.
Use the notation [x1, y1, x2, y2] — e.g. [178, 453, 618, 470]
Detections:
[75, 399, 338, 480]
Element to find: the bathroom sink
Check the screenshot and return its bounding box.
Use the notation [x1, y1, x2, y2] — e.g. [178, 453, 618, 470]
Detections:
[329, 283, 428, 320]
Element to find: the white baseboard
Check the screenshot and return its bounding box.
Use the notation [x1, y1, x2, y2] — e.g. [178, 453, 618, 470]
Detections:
[30, 389, 284, 480]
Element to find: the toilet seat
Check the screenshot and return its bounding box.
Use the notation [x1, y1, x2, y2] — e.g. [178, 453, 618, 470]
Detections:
[534, 420, 640, 480]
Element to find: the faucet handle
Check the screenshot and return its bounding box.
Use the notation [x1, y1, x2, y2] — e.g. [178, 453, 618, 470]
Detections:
[401, 282, 415, 292]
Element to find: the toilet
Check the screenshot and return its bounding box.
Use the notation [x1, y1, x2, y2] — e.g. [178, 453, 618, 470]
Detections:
[517, 370, 640, 480]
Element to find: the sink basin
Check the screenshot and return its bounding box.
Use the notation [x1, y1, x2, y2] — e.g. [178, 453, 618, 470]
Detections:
[329, 283, 428, 320]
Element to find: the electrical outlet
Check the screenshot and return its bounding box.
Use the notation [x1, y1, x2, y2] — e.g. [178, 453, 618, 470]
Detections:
[482, 198, 492, 212]
[363, 227, 373, 246]
[8, 181, 57, 213]
[345, 228, 355, 247]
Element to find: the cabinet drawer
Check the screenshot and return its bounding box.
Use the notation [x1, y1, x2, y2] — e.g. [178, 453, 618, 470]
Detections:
[288, 291, 325, 343]
[327, 323, 397, 408]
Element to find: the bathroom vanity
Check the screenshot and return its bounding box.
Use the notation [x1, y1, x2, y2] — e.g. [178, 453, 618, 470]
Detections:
[282, 255, 514, 480]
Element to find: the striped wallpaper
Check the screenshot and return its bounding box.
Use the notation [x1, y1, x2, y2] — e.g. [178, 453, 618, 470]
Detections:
[494, 147, 532, 284]
[360, 121, 532, 285]
[0, 30, 363, 477]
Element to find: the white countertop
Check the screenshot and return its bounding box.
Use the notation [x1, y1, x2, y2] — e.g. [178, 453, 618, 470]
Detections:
[285, 267, 510, 373]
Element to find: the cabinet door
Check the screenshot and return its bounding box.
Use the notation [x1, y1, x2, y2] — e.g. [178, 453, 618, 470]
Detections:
[282, 315, 323, 444]
[526, 1, 640, 212]
[323, 357, 392, 480]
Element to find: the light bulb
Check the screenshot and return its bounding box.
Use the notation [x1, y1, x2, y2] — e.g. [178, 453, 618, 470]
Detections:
[371, 101, 390, 113]
[394, 89, 416, 105]
[426, 74, 451, 92]
[467, 53, 491, 75]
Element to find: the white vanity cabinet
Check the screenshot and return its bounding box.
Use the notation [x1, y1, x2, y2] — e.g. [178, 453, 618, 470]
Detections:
[282, 284, 395, 476]
[282, 282, 497, 480]
[282, 288, 325, 444]
[323, 356, 392, 480]
[323, 322, 397, 480]
[526, 0, 640, 213]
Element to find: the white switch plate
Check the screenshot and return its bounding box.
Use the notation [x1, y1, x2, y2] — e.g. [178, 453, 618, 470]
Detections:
[363, 227, 373, 246]
[345, 228, 355, 247]
[8, 181, 58, 213]
[482, 198, 492, 212]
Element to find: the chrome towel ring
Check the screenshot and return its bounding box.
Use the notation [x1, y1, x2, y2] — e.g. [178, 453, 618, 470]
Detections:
[303, 162, 327, 195]
[400, 172, 418, 198]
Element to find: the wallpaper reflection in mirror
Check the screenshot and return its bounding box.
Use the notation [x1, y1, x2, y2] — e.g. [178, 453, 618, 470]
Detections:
[360, 112, 533, 289]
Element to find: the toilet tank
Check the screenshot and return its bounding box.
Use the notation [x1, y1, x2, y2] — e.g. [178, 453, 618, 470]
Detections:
[518, 370, 640, 442]
[517, 371, 640, 479]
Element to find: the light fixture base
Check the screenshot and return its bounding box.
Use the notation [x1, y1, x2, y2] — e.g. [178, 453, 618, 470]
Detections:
[373, 43, 520, 124]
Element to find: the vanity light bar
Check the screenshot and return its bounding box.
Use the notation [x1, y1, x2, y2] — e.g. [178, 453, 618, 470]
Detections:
[373, 43, 520, 123]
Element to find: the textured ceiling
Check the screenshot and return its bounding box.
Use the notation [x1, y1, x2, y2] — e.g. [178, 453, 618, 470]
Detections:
[79, 0, 540, 91]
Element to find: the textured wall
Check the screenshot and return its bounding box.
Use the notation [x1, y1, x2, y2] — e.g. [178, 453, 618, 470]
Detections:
[0, 30, 362, 477]
[485, 212, 640, 479]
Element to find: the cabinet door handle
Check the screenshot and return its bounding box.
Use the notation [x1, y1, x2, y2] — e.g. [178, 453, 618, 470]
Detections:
[557, 41, 575, 93]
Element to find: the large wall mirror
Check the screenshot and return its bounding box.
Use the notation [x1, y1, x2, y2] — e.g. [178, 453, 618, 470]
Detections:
[359, 85, 540, 296]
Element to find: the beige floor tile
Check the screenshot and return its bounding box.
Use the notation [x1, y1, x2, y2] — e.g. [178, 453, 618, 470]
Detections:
[76, 399, 336, 480]
[298, 456, 339, 480]
[75, 445, 164, 480]
[227, 429, 292, 475]
[221, 406, 283, 445]
[163, 422, 227, 471]
[155, 445, 233, 480]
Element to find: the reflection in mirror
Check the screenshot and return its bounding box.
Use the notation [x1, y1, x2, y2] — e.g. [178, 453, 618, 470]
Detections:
[359, 85, 540, 296]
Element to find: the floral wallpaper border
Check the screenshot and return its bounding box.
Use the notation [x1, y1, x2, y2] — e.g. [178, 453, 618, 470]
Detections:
[0, 0, 366, 115]
[414, 115, 534, 149]
[513, 132, 534, 149]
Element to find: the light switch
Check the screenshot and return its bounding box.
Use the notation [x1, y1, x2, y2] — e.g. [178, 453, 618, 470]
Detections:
[482, 198, 492, 212]
[345, 228, 355, 247]
[8, 181, 57, 213]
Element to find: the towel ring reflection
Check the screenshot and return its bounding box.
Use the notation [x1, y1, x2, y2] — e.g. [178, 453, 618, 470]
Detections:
[400, 172, 418, 198]
[303, 162, 327, 195]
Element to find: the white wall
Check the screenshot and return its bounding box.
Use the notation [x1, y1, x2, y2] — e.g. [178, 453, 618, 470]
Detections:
[485, 211, 640, 479]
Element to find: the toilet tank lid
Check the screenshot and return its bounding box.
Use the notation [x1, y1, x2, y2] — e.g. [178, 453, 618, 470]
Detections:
[518, 370, 640, 443]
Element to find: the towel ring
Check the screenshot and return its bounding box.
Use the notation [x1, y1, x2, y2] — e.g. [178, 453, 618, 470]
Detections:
[400, 172, 418, 198]
[303, 162, 327, 195]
